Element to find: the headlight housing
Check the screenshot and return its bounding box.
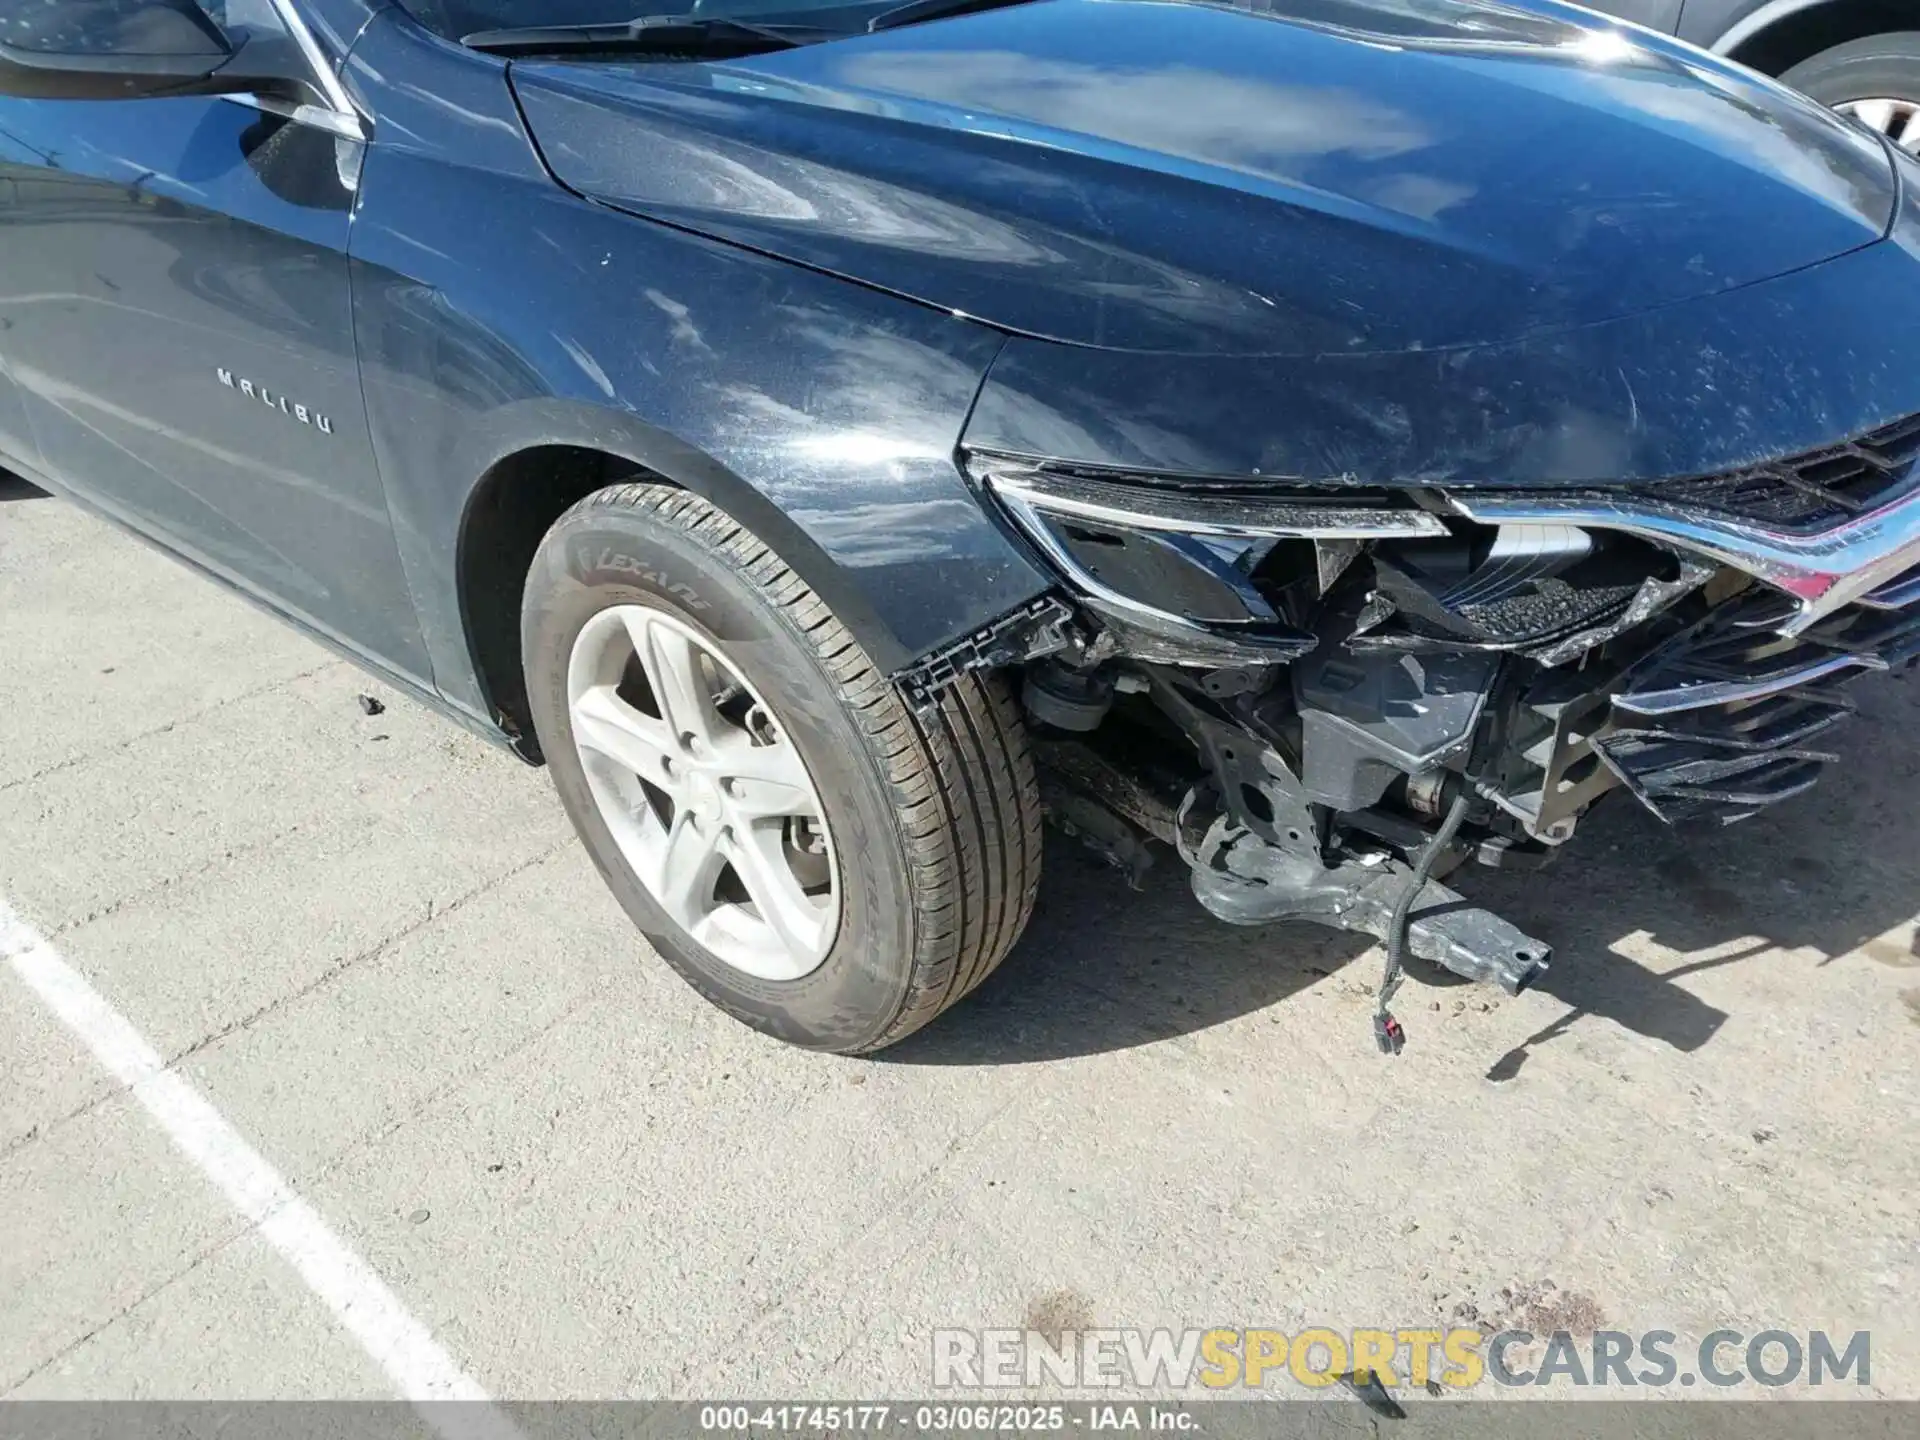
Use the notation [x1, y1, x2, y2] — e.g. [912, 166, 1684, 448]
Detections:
[968, 455, 1445, 662]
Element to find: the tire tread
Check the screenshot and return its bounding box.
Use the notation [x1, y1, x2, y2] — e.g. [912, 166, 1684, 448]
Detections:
[560, 481, 1040, 1051]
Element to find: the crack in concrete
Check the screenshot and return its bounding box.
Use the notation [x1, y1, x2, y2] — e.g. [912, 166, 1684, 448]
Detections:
[0, 662, 342, 797]
[48, 825, 309, 938]
[0, 966, 618, 1399]
[0, 840, 575, 1163]
[0, 1212, 259, 1398]
[648, 1089, 1030, 1395]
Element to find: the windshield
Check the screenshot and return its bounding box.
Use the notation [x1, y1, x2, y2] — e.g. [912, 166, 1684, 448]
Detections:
[395, 0, 899, 40]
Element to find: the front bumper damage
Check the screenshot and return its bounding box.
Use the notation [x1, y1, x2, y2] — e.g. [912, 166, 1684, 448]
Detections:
[915, 416, 1920, 1036]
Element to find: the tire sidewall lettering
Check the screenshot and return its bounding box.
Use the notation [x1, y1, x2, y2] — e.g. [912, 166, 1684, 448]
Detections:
[569, 537, 713, 614]
[529, 500, 921, 1049]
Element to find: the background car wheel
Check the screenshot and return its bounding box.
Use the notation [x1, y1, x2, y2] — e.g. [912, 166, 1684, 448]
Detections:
[1784, 33, 1920, 152]
[521, 481, 1042, 1053]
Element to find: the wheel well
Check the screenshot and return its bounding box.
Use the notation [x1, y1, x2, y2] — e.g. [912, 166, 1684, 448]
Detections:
[1727, 0, 1917, 76]
[458, 445, 657, 760]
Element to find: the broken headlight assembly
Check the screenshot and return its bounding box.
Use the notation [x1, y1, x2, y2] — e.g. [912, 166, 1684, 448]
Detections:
[954, 436, 1920, 1052]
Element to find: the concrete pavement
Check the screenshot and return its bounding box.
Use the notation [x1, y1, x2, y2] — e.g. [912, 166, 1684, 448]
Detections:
[4, 478, 1919, 1401]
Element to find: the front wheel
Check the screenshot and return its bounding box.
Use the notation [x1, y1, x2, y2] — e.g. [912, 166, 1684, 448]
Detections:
[1784, 33, 1920, 153]
[521, 482, 1042, 1053]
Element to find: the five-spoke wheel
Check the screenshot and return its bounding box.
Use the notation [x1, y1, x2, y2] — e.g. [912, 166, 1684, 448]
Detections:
[524, 482, 1040, 1053]
[567, 604, 837, 980]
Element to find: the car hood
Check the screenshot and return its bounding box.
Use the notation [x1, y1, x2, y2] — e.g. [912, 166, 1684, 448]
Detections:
[510, 0, 1895, 357]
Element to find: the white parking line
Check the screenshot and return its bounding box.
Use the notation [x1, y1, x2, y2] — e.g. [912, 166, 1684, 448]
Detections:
[0, 895, 523, 1435]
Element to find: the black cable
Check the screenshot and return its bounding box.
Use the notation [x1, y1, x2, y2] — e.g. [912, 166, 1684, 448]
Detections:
[1373, 787, 1472, 1056]
[1372, 657, 1517, 1055]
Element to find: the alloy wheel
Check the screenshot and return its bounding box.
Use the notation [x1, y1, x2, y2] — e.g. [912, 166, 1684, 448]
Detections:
[1835, 96, 1920, 151]
[566, 604, 839, 980]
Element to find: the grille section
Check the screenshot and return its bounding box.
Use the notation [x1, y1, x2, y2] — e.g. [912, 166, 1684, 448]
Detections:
[1637, 411, 1920, 532]
[1591, 585, 1912, 826]
[1595, 694, 1849, 826]
[1803, 593, 1920, 667]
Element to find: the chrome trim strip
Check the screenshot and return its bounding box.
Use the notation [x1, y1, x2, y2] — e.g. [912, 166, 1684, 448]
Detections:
[1450, 489, 1920, 636]
[1860, 570, 1920, 610]
[267, 0, 366, 139]
[986, 470, 1448, 540]
[220, 92, 364, 141]
[1614, 653, 1881, 717]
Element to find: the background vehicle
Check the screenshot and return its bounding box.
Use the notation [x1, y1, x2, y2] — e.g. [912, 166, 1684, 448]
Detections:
[1591, 0, 1920, 150]
[4, 0, 1920, 1058]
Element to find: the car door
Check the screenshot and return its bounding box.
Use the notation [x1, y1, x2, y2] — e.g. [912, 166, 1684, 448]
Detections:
[0, 0, 430, 682]
[0, 320, 35, 479]
[0, 119, 56, 476]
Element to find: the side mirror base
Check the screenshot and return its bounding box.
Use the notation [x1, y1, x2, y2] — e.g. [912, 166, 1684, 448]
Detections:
[0, 0, 321, 104]
[0, 31, 321, 107]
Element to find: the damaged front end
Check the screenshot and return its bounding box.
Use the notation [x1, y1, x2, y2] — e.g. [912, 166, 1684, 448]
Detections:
[909, 418, 1920, 1048]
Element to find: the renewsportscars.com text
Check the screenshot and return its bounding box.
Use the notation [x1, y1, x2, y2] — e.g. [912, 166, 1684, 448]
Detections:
[932, 1327, 1871, 1391]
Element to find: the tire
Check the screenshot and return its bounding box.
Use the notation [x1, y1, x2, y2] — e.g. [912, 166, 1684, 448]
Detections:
[521, 481, 1042, 1053]
[1783, 33, 1920, 147]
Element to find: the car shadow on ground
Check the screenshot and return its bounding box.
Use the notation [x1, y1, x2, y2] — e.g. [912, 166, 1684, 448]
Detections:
[882, 682, 1920, 1070]
[0, 470, 46, 502]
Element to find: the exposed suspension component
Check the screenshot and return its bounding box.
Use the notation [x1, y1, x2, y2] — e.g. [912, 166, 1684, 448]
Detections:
[961, 419, 1920, 1050]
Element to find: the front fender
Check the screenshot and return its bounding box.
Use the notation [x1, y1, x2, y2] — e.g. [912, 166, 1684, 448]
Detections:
[342, 16, 1048, 717]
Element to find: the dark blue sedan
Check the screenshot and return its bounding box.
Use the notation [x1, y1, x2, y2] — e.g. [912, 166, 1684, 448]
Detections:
[4, 0, 1918, 1055]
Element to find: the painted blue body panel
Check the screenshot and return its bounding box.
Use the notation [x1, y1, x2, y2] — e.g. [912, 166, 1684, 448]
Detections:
[967, 212, 1920, 484]
[2, 0, 1919, 746]
[0, 90, 432, 681]
[513, 0, 1892, 356]
[339, 10, 1046, 700]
